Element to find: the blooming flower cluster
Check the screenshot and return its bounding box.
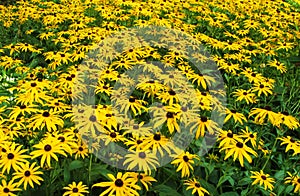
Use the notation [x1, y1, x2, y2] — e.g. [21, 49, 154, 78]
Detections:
[0, 0, 299, 195]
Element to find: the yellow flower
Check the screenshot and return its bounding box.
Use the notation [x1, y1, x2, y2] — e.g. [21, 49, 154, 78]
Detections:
[220, 140, 257, 167]
[92, 172, 141, 196]
[12, 162, 43, 190]
[0, 179, 21, 196]
[285, 172, 300, 193]
[63, 181, 89, 196]
[224, 108, 247, 125]
[30, 137, 67, 167]
[184, 178, 210, 196]
[250, 170, 275, 191]
[171, 151, 199, 178]
[0, 143, 29, 174]
[124, 150, 159, 175]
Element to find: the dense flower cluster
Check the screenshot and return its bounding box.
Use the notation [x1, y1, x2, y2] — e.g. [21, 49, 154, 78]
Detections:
[0, 0, 299, 195]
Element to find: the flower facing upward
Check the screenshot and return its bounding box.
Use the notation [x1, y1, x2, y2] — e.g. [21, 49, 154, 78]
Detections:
[184, 178, 210, 196]
[250, 170, 275, 191]
[0, 143, 29, 174]
[171, 151, 199, 178]
[92, 172, 141, 196]
[123, 150, 159, 175]
[220, 140, 257, 167]
[12, 162, 43, 190]
[63, 181, 89, 196]
[30, 137, 67, 167]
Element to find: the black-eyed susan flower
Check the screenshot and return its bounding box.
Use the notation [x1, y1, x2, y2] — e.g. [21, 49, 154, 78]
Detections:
[171, 151, 199, 178]
[0, 179, 21, 196]
[30, 137, 67, 167]
[12, 162, 43, 190]
[232, 89, 256, 104]
[220, 140, 257, 167]
[184, 178, 210, 196]
[278, 136, 300, 155]
[285, 172, 300, 193]
[190, 116, 220, 139]
[250, 170, 275, 191]
[0, 143, 29, 174]
[124, 150, 159, 175]
[63, 181, 89, 196]
[249, 106, 280, 125]
[92, 172, 141, 196]
[224, 108, 247, 125]
[29, 110, 64, 132]
[128, 172, 157, 191]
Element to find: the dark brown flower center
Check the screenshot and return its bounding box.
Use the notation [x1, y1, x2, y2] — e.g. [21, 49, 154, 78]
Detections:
[7, 153, 14, 159]
[183, 155, 189, 162]
[137, 140, 143, 144]
[89, 115, 97, 122]
[168, 90, 176, 96]
[290, 138, 295, 143]
[166, 112, 174, 118]
[139, 152, 146, 159]
[227, 132, 233, 138]
[264, 106, 272, 111]
[20, 105, 26, 109]
[79, 147, 84, 151]
[44, 144, 52, 151]
[200, 116, 207, 122]
[230, 110, 236, 113]
[195, 183, 201, 188]
[154, 133, 161, 141]
[24, 171, 31, 177]
[261, 175, 267, 180]
[3, 188, 9, 193]
[58, 136, 65, 142]
[42, 111, 50, 117]
[110, 132, 117, 138]
[236, 142, 243, 148]
[259, 84, 264, 88]
[66, 76, 72, 81]
[249, 134, 254, 138]
[243, 92, 247, 95]
[72, 188, 79, 193]
[31, 82, 37, 87]
[282, 111, 289, 116]
[115, 179, 124, 187]
[129, 97, 136, 103]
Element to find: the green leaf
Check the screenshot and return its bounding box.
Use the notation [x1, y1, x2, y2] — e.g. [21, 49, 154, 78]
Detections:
[217, 175, 234, 187]
[69, 160, 84, 171]
[220, 192, 239, 196]
[198, 179, 218, 196]
[153, 185, 182, 196]
[64, 165, 70, 183]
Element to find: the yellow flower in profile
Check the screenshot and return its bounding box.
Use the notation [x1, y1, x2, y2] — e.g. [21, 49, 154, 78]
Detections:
[250, 170, 275, 191]
[224, 108, 247, 125]
[92, 172, 141, 196]
[184, 178, 210, 196]
[12, 162, 43, 190]
[171, 151, 199, 178]
[63, 181, 89, 196]
[128, 172, 157, 191]
[285, 172, 300, 193]
[220, 140, 257, 167]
